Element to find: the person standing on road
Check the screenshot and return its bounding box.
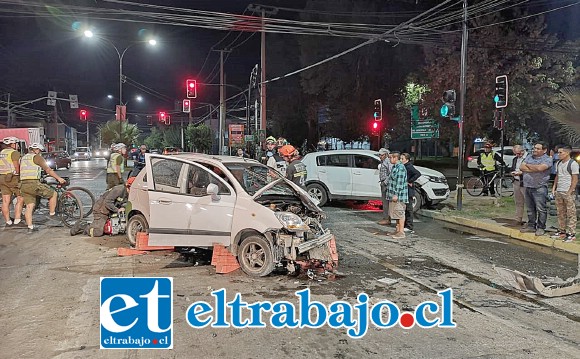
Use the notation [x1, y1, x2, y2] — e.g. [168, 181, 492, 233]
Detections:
[0, 137, 25, 227]
[520, 142, 552, 236]
[265, 136, 286, 176]
[510, 145, 528, 225]
[550, 145, 578, 242]
[19, 143, 66, 233]
[377, 148, 392, 226]
[401, 153, 421, 233]
[129, 144, 148, 178]
[106, 143, 126, 189]
[70, 179, 131, 237]
[279, 144, 307, 188]
[385, 152, 408, 239]
[477, 143, 506, 196]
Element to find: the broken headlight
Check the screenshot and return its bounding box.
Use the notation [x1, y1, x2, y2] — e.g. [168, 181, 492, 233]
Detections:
[275, 212, 309, 232]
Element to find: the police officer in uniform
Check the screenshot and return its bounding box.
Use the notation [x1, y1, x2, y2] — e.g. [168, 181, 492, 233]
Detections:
[19, 143, 66, 232]
[266, 136, 287, 176]
[107, 143, 127, 189]
[477, 143, 506, 196]
[279, 144, 307, 188]
[0, 137, 24, 226]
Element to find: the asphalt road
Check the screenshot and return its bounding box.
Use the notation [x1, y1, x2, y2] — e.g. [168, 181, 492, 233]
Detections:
[0, 159, 579, 358]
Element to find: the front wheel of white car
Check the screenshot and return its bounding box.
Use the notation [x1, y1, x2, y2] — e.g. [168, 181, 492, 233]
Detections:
[306, 183, 328, 206]
[238, 236, 275, 277]
[412, 192, 423, 213]
[127, 214, 148, 246]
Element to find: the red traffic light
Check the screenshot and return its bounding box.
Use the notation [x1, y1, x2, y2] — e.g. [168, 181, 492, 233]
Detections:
[159, 111, 166, 122]
[373, 122, 378, 129]
[79, 109, 88, 121]
[186, 79, 197, 98]
[183, 99, 191, 113]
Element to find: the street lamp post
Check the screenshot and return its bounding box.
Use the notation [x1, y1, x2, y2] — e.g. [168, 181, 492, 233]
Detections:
[84, 30, 156, 143]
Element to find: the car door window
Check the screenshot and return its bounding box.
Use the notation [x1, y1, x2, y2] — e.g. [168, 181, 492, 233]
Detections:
[353, 155, 379, 169]
[186, 164, 231, 196]
[318, 154, 349, 167]
[150, 158, 185, 193]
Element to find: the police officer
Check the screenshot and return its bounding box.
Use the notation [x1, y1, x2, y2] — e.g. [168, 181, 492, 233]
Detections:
[70, 178, 131, 237]
[0, 137, 24, 227]
[19, 143, 66, 232]
[129, 144, 148, 178]
[279, 144, 307, 188]
[266, 136, 286, 176]
[107, 143, 127, 189]
[477, 143, 506, 196]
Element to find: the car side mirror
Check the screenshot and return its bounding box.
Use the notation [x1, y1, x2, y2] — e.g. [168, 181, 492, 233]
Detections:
[207, 183, 220, 201]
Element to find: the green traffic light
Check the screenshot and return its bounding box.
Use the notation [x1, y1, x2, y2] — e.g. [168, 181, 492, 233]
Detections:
[440, 104, 449, 117]
[494, 95, 499, 103]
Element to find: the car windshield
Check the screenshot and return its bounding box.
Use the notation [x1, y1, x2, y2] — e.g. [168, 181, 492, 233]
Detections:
[76, 147, 89, 152]
[224, 162, 292, 196]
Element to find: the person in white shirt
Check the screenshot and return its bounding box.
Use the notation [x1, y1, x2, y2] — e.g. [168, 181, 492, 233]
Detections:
[550, 145, 578, 242]
[510, 145, 528, 225]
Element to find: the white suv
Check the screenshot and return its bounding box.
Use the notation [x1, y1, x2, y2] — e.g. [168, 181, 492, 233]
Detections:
[467, 146, 514, 171]
[301, 150, 450, 212]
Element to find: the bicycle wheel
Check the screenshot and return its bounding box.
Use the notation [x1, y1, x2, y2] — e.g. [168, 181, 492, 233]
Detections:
[67, 186, 95, 217]
[58, 191, 84, 227]
[495, 177, 514, 197]
[465, 176, 484, 196]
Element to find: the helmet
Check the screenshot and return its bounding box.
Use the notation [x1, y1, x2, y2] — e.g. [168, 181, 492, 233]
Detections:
[276, 137, 288, 147]
[29, 143, 45, 151]
[265, 136, 277, 144]
[2, 137, 18, 145]
[279, 144, 296, 157]
[113, 143, 126, 151]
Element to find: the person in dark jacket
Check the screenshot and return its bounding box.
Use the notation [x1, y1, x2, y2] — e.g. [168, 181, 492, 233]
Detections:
[401, 153, 422, 232]
[70, 179, 132, 237]
[279, 144, 307, 188]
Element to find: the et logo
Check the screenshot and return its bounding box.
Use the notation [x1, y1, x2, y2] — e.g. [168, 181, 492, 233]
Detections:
[100, 277, 173, 349]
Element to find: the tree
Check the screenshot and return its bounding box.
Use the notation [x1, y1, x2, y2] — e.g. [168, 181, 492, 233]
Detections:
[185, 124, 213, 153]
[544, 87, 580, 144]
[144, 127, 164, 149]
[162, 127, 181, 148]
[98, 120, 140, 146]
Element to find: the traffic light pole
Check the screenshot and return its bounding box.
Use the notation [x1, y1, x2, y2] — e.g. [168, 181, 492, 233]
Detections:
[457, 0, 468, 211]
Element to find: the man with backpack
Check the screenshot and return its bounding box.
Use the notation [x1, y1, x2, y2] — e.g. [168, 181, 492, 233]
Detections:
[550, 145, 578, 242]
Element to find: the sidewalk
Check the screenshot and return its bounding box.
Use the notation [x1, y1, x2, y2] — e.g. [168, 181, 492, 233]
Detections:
[420, 190, 580, 255]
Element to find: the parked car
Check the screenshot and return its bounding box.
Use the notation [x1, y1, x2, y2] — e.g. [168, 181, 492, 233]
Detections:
[72, 147, 92, 161]
[94, 148, 110, 159]
[467, 146, 515, 171]
[162, 147, 181, 155]
[301, 149, 450, 212]
[127, 153, 336, 277]
[150, 148, 161, 154]
[44, 151, 71, 170]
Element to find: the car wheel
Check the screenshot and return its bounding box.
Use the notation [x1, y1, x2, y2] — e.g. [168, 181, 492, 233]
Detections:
[127, 214, 148, 247]
[237, 235, 275, 277]
[66, 162, 71, 169]
[306, 183, 328, 206]
[412, 192, 423, 213]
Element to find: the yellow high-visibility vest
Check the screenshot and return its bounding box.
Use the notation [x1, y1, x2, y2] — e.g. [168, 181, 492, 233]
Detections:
[20, 153, 41, 180]
[107, 153, 124, 174]
[0, 148, 16, 175]
[480, 152, 496, 171]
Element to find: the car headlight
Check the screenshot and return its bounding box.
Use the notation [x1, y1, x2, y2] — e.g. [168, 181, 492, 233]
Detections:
[426, 175, 447, 184]
[74, 153, 79, 157]
[274, 212, 309, 232]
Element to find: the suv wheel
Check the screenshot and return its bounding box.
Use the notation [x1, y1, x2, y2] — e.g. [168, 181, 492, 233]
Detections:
[306, 183, 328, 206]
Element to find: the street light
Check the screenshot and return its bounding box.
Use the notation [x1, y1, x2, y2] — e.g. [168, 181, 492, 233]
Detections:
[84, 30, 157, 142]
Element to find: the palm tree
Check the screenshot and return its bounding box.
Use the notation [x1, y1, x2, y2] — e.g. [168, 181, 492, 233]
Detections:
[544, 87, 580, 144]
[98, 120, 141, 146]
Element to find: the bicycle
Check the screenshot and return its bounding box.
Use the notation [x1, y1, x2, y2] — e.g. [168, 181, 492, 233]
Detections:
[36, 176, 84, 227]
[465, 167, 514, 197]
[40, 170, 96, 217]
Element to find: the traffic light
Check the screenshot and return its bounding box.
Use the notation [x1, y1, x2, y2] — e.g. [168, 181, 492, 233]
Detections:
[159, 111, 166, 123]
[183, 99, 191, 113]
[440, 90, 456, 118]
[165, 115, 171, 125]
[493, 110, 503, 130]
[186, 79, 197, 98]
[371, 120, 380, 135]
[373, 99, 382, 121]
[79, 109, 87, 121]
[494, 75, 508, 108]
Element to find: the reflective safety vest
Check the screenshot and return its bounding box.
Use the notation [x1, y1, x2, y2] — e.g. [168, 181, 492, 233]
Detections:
[107, 153, 124, 174]
[480, 152, 496, 171]
[20, 153, 41, 180]
[0, 148, 16, 175]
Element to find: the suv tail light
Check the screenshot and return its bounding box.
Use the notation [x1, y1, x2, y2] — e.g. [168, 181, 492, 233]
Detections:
[467, 156, 473, 161]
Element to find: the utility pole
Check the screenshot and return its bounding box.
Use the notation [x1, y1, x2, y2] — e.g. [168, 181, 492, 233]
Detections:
[217, 49, 229, 155]
[457, 0, 469, 211]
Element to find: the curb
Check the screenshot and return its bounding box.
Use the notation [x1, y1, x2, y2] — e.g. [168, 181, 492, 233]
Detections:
[420, 209, 580, 255]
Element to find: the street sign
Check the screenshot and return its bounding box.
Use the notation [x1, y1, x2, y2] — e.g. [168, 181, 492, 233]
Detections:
[258, 129, 266, 143]
[229, 124, 245, 146]
[244, 135, 254, 142]
[47, 91, 57, 106]
[115, 105, 126, 121]
[411, 118, 439, 139]
[69, 94, 78, 109]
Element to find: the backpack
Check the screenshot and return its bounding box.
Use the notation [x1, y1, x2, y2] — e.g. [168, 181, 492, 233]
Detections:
[556, 159, 574, 175]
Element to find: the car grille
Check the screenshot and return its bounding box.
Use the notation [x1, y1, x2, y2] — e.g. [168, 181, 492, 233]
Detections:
[433, 189, 449, 196]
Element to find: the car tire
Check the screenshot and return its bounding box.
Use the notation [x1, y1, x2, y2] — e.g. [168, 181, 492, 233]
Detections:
[66, 162, 71, 169]
[412, 192, 423, 213]
[237, 235, 275, 277]
[127, 214, 148, 247]
[306, 183, 328, 207]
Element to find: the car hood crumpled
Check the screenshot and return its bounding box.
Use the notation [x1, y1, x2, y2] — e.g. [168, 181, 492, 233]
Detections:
[252, 178, 325, 216]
